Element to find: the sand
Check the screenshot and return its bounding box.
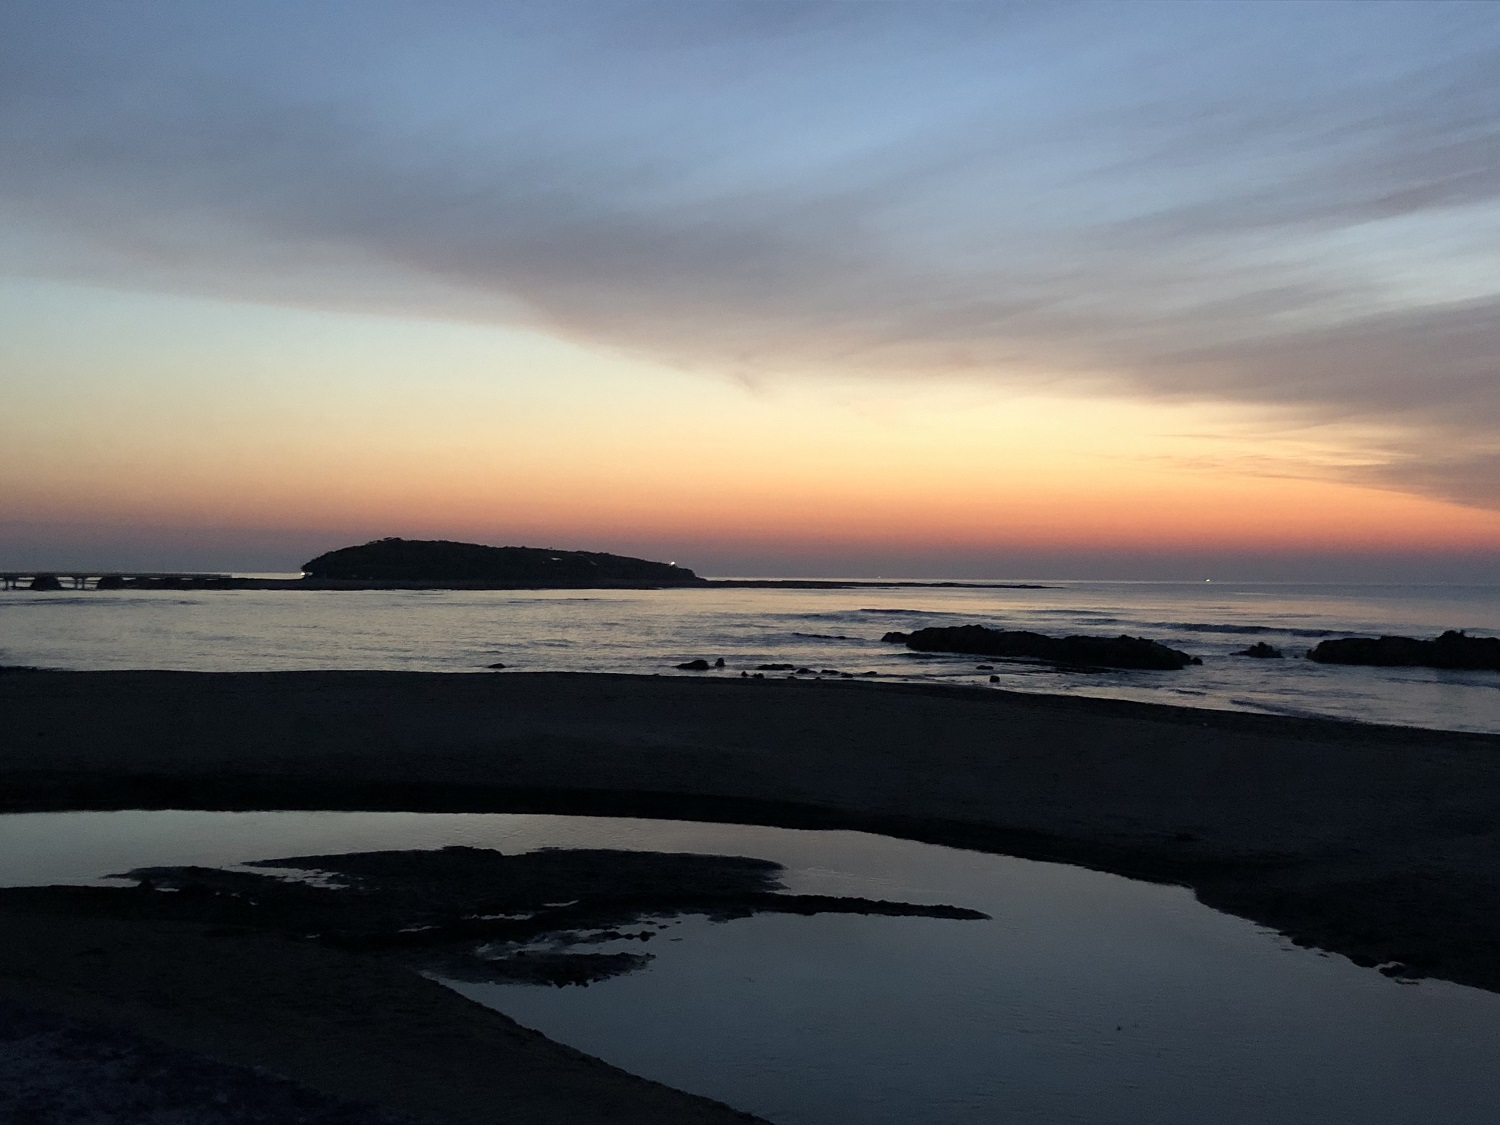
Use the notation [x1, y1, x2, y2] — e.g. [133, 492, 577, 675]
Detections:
[3, 669, 1500, 1120]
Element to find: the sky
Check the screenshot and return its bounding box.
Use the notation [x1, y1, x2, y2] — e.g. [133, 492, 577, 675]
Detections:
[2, 0, 1499, 579]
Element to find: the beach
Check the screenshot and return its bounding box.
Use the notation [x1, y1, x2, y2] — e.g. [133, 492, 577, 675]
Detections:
[4, 669, 1500, 1121]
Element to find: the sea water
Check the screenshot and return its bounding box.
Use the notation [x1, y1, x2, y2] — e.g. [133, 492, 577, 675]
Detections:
[2, 579, 1497, 732]
[4, 810, 1500, 1125]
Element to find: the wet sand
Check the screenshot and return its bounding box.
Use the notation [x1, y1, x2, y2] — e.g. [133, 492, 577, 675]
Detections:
[0, 904, 763, 1124]
[3, 669, 1500, 1119]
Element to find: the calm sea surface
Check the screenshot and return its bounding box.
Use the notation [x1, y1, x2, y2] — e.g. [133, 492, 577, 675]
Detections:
[5, 810, 1500, 1125]
[2, 579, 1497, 732]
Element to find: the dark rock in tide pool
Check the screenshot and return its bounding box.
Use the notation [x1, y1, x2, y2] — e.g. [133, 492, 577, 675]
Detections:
[756, 663, 795, 671]
[890, 624, 1199, 671]
[1307, 631, 1500, 671]
[1235, 643, 1283, 659]
[713, 657, 725, 668]
[108, 845, 986, 989]
[880, 631, 910, 643]
[485, 662, 507, 670]
[675, 659, 712, 671]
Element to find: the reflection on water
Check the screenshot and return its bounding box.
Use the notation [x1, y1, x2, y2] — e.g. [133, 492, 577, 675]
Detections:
[2, 581, 1498, 731]
[4, 810, 1500, 1124]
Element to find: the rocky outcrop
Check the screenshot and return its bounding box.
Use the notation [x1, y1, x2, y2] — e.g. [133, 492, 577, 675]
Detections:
[1235, 642, 1284, 658]
[1308, 631, 1500, 671]
[301, 538, 704, 587]
[886, 624, 1198, 670]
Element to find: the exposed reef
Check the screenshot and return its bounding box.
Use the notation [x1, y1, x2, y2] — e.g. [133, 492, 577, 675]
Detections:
[1308, 631, 1500, 671]
[882, 625, 1199, 670]
[108, 845, 985, 988]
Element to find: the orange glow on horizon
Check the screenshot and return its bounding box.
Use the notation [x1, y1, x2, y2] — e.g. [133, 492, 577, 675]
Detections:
[11, 452, 1500, 560]
[4, 281, 1498, 569]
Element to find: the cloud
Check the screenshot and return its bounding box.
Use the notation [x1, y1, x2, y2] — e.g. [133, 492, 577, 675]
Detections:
[2, 1, 1498, 507]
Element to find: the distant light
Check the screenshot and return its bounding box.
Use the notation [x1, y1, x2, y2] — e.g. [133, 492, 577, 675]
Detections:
[1205, 578, 1212, 583]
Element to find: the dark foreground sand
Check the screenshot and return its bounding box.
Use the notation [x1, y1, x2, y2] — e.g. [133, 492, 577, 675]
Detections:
[3, 669, 1500, 1121]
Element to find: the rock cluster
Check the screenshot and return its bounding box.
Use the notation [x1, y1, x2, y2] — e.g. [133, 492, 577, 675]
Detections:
[1234, 642, 1284, 658]
[1308, 631, 1500, 671]
[883, 625, 1198, 670]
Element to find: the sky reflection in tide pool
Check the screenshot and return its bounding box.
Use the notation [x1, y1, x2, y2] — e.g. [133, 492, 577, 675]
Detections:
[3, 810, 1499, 1124]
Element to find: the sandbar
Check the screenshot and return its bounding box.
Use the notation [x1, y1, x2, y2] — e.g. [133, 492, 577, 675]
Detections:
[3, 669, 1500, 1120]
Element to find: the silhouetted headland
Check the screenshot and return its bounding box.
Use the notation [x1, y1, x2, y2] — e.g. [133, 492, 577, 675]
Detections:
[3, 537, 1053, 591]
[292, 538, 1050, 590]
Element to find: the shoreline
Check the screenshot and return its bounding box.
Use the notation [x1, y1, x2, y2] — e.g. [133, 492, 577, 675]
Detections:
[4, 670, 1500, 1120]
[2, 576, 1054, 591]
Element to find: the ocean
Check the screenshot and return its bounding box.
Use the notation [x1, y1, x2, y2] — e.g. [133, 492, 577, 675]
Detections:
[2, 579, 1497, 733]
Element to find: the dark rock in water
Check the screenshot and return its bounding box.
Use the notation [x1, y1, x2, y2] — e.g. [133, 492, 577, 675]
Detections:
[485, 662, 507, 670]
[756, 663, 795, 671]
[989, 675, 1000, 683]
[675, 659, 711, 671]
[820, 669, 840, 676]
[1307, 631, 1500, 671]
[795, 667, 816, 675]
[880, 631, 910, 643]
[1235, 643, 1284, 659]
[28, 574, 62, 591]
[897, 624, 1198, 670]
[301, 537, 704, 587]
[114, 844, 986, 988]
[713, 657, 725, 668]
[976, 664, 994, 670]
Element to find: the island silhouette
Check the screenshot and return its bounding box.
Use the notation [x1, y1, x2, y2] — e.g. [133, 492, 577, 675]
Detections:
[302, 537, 705, 587]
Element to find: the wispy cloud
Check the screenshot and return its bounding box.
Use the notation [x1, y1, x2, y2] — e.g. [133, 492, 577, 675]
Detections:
[2, 1, 1498, 507]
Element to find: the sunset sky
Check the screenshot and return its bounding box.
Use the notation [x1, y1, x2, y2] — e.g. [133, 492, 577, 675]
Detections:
[3, 1, 1499, 579]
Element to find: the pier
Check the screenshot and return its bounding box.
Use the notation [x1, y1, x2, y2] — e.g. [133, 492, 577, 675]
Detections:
[0, 572, 240, 591]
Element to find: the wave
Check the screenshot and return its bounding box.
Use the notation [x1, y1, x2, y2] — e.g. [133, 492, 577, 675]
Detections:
[856, 607, 973, 618]
[1144, 622, 1343, 638]
[1227, 697, 1354, 722]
